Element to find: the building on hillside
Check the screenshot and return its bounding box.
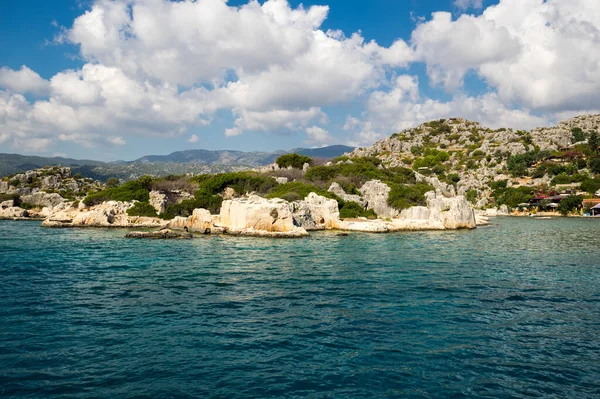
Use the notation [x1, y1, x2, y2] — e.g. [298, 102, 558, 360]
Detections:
[591, 204, 600, 217]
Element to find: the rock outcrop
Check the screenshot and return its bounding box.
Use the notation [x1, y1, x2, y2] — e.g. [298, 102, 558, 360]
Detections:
[219, 195, 308, 237]
[328, 182, 366, 206]
[21, 192, 65, 209]
[168, 208, 214, 233]
[424, 191, 477, 229]
[292, 193, 340, 230]
[42, 201, 167, 228]
[0, 206, 29, 219]
[359, 180, 399, 219]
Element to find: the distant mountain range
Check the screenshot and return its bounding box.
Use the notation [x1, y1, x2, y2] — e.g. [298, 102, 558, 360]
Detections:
[0, 145, 354, 180]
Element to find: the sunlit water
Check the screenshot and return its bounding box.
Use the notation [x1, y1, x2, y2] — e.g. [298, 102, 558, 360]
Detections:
[1, 218, 599, 398]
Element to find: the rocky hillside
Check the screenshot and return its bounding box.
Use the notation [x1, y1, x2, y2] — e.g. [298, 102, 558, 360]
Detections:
[0, 145, 354, 181]
[348, 114, 600, 209]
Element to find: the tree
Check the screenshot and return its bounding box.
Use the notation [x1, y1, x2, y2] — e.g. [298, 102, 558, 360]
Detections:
[557, 195, 582, 216]
[589, 131, 600, 154]
[571, 127, 586, 143]
[275, 153, 313, 169]
[106, 177, 120, 188]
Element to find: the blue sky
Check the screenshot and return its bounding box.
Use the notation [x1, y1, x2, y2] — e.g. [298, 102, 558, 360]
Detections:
[0, 0, 598, 161]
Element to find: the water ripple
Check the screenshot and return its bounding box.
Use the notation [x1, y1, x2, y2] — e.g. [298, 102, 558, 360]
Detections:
[0, 218, 599, 398]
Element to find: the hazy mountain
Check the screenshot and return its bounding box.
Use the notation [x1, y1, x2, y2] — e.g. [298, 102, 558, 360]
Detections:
[0, 145, 354, 180]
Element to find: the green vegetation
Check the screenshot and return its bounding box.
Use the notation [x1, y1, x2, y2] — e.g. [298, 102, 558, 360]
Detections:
[275, 153, 313, 169]
[387, 184, 433, 210]
[339, 201, 377, 219]
[267, 181, 341, 204]
[127, 202, 158, 217]
[193, 172, 277, 197]
[105, 177, 120, 188]
[83, 176, 153, 206]
[558, 195, 583, 216]
[581, 177, 600, 194]
[506, 150, 551, 177]
[490, 180, 535, 208]
[466, 189, 478, 204]
[571, 127, 586, 143]
[412, 149, 450, 172]
[589, 131, 600, 154]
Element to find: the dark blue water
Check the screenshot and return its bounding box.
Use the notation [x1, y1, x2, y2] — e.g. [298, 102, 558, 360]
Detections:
[1, 218, 599, 398]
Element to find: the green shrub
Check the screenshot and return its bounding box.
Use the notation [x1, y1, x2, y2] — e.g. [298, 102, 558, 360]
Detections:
[571, 127, 586, 143]
[580, 177, 600, 193]
[127, 202, 158, 217]
[339, 201, 377, 219]
[276, 153, 313, 169]
[83, 178, 151, 206]
[161, 195, 223, 219]
[387, 183, 433, 210]
[493, 186, 535, 208]
[558, 195, 583, 216]
[267, 182, 341, 204]
[194, 172, 277, 197]
[466, 189, 478, 204]
[305, 165, 339, 182]
[589, 157, 600, 174]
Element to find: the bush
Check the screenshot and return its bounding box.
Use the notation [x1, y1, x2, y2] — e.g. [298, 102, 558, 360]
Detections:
[276, 153, 313, 169]
[589, 157, 600, 174]
[387, 183, 433, 210]
[127, 202, 158, 217]
[83, 178, 152, 206]
[105, 177, 120, 188]
[580, 177, 600, 194]
[161, 195, 223, 219]
[493, 186, 535, 208]
[267, 181, 342, 204]
[194, 172, 277, 197]
[466, 189, 478, 204]
[558, 195, 583, 216]
[339, 201, 377, 219]
[571, 127, 586, 143]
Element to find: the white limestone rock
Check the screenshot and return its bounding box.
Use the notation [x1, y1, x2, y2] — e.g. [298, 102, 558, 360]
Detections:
[0, 206, 28, 219]
[168, 208, 213, 233]
[219, 195, 307, 236]
[359, 180, 399, 219]
[328, 182, 366, 207]
[21, 192, 65, 209]
[292, 193, 340, 230]
[149, 190, 168, 214]
[425, 190, 476, 229]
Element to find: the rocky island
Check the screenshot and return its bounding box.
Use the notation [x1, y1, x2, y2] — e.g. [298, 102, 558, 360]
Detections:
[2, 114, 600, 237]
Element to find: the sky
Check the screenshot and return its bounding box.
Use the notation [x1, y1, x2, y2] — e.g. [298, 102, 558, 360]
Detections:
[1, 0, 599, 161]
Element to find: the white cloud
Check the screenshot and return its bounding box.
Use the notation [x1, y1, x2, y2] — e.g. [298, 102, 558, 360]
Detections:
[0, 66, 50, 95]
[188, 134, 199, 143]
[414, 0, 600, 111]
[345, 74, 551, 147]
[305, 126, 332, 145]
[108, 136, 126, 146]
[454, 0, 484, 11]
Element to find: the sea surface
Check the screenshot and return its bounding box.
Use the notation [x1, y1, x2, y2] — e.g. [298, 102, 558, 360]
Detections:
[1, 218, 599, 398]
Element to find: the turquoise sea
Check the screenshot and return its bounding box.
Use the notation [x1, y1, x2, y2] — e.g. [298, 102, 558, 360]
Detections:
[1, 218, 599, 398]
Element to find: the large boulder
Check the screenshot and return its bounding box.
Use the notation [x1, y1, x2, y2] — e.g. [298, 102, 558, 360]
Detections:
[425, 190, 476, 229]
[359, 180, 399, 219]
[149, 190, 168, 214]
[219, 195, 307, 236]
[292, 193, 340, 230]
[168, 208, 213, 233]
[0, 206, 28, 219]
[21, 192, 65, 209]
[0, 181, 8, 194]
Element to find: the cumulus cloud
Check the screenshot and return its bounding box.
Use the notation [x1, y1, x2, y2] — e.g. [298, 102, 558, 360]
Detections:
[345, 74, 550, 146]
[188, 134, 199, 143]
[414, 0, 600, 112]
[2, 0, 600, 153]
[305, 126, 332, 145]
[454, 0, 484, 11]
[0, 66, 50, 95]
[0, 0, 415, 152]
